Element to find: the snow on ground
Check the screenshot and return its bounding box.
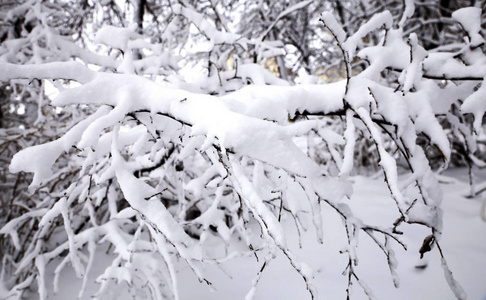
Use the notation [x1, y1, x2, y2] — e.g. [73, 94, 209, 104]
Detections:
[26, 168, 486, 300]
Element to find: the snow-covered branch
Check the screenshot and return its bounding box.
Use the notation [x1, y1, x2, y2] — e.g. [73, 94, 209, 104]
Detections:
[1, 1, 485, 300]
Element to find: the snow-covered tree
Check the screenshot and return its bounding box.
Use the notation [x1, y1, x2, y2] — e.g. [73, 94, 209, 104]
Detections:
[1, 0, 485, 299]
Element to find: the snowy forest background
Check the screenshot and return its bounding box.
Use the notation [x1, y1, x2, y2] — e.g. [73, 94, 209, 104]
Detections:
[0, 0, 486, 299]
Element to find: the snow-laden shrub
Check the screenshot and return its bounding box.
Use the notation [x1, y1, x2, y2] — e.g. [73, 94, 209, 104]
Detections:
[1, 1, 485, 299]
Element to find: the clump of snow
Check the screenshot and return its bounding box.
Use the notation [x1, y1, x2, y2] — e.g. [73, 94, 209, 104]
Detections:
[399, 33, 427, 93]
[452, 7, 485, 48]
[9, 106, 111, 190]
[461, 77, 486, 132]
[399, 0, 415, 27]
[344, 10, 392, 59]
[95, 25, 138, 52]
[320, 12, 347, 44]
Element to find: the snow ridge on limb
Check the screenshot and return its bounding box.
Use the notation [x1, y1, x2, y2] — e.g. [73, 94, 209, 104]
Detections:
[8, 106, 111, 191]
[344, 10, 393, 59]
[399, 0, 415, 27]
[320, 12, 351, 89]
[452, 7, 485, 48]
[0, 62, 94, 83]
[461, 77, 486, 133]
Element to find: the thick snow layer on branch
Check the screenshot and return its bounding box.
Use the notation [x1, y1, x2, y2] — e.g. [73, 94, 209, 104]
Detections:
[95, 25, 138, 51]
[0, 62, 94, 83]
[9, 106, 111, 190]
[230, 159, 287, 247]
[320, 12, 346, 44]
[344, 11, 392, 59]
[340, 110, 356, 177]
[405, 89, 451, 161]
[0, 209, 48, 249]
[358, 30, 411, 79]
[461, 77, 486, 132]
[355, 107, 407, 211]
[172, 3, 247, 48]
[452, 7, 485, 47]
[400, 33, 427, 93]
[111, 130, 200, 259]
[399, 0, 415, 27]
[423, 52, 486, 79]
[26, 71, 345, 177]
[224, 81, 345, 123]
[441, 257, 467, 300]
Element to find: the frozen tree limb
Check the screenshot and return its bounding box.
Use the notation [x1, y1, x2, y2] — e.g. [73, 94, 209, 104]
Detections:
[1, 1, 483, 300]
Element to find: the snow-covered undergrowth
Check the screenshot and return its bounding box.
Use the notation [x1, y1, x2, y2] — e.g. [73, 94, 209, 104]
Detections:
[22, 171, 486, 300]
[1, 1, 486, 300]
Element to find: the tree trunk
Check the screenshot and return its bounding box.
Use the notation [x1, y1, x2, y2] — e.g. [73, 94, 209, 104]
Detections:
[133, 0, 145, 60]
